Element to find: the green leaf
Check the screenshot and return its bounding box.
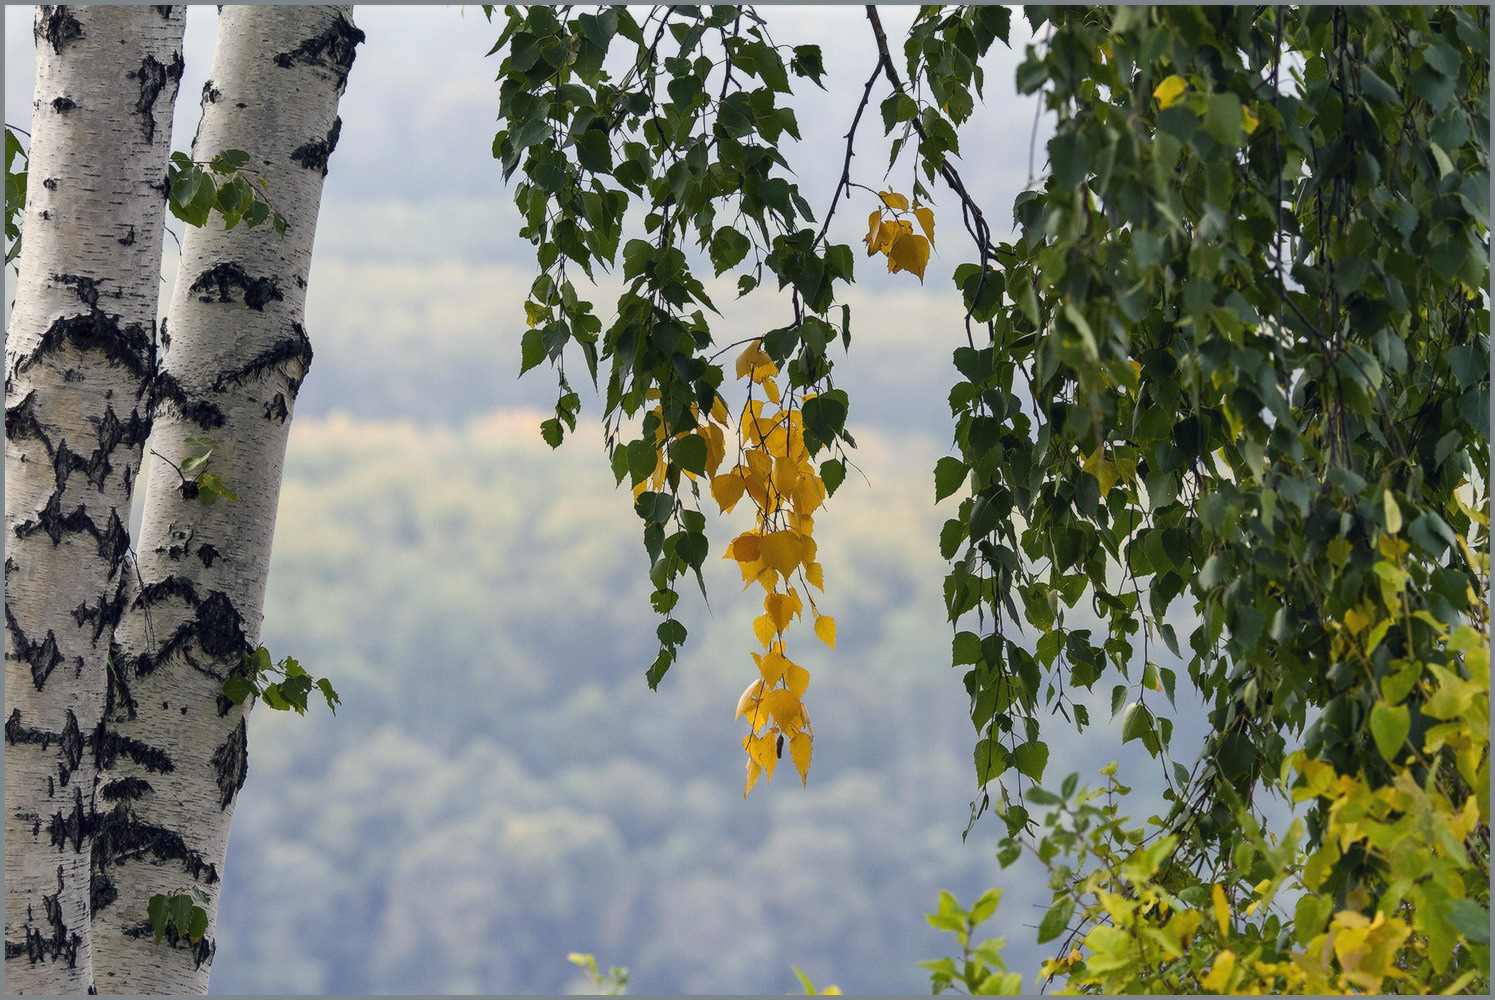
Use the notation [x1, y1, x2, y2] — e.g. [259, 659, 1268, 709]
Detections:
[186, 904, 208, 942]
[147, 894, 169, 943]
[820, 458, 845, 497]
[934, 457, 967, 503]
[315, 677, 340, 713]
[974, 738, 1006, 785]
[669, 434, 707, 476]
[1368, 701, 1410, 761]
[1036, 897, 1074, 944]
[708, 227, 750, 275]
[222, 674, 254, 706]
[1012, 740, 1049, 781]
[1120, 702, 1152, 744]
[1446, 898, 1491, 944]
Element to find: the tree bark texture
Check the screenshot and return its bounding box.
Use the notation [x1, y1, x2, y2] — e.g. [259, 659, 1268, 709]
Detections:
[4, 7, 186, 994]
[91, 7, 362, 994]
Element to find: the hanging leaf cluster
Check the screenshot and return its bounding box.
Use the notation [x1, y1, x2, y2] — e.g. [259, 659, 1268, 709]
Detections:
[715, 341, 837, 793]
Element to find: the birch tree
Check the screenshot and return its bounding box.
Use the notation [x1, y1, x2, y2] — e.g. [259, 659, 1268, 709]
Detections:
[3, 7, 186, 994]
[90, 7, 361, 994]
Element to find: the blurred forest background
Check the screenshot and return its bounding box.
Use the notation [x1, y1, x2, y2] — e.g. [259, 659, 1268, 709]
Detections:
[5, 6, 1203, 992]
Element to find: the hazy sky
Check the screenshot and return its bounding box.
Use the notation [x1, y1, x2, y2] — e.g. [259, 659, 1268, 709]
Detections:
[4, 6, 1212, 994]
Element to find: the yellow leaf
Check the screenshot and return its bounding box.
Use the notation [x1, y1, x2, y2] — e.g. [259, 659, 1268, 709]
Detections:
[786, 660, 810, 698]
[1153, 73, 1187, 109]
[887, 232, 930, 282]
[523, 300, 546, 329]
[746, 449, 773, 491]
[874, 219, 903, 255]
[764, 592, 795, 633]
[789, 730, 812, 786]
[913, 204, 935, 245]
[763, 377, 781, 404]
[1200, 949, 1235, 992]
[730, 532, 761, 565]
[701, 423, 726, 475]
[805, 562, 824, 591]
[1211, 883, 1230, 936]
[711, 473, 746, 513]
[791, 475, 823, 515]
[773, 455, 800, 496]
[864, 210, 883, 255]
[744, 756, 762, 797]
[745, 731, 778, 773]
[759, 530, 804, 577]
[878, 190, 909, 211]
[1082, 447, 1119, 495]
[735, 679, 765, 721]
[1242, 105, 1259, 134]
[814, 615, 837, 649]
[763, 688, 804, 733]
[735, 340, 773, 379]
[758, 648, 788, 686]
[753, 613, 777, 648]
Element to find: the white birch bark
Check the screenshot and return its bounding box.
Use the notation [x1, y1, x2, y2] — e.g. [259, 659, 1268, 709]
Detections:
[4, 7, 185, 994]
[91, 7, 362, 994]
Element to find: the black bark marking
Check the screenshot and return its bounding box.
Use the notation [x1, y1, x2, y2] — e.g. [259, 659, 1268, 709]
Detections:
[99, 508, 130, 569]
[93, 723, 174, 774]
[135, 574, 200, 609]
[212, 323, 314, 396]
[127, 50, 184, 146]
[90, 871, 117, 912]
[5, 866, 81, 966]
[194, 590, 247, 660]
[150, 371, 226, 429]
[13, 308, 153, 382]
[99, 777, 152, 802]
[210, 718, 248, 809]
[70, 574, 128, 644]
[272, 15, 365, 88]
[6, 390, 54, 455]
[189, 262, 283, 311]
[154, 5, 174, 17]
[6, 607, 63, 690]
[201, 79, 221, 104]
[289, 116, 342, 176]
[47, 785, 89, 852]
[94, 804, 217, 884]
[118, 224, 136, 246]
[128, 589, 243, 678]
[12, 492, 127, 571]
[57, 711, 83, 786]
[264, 392, 289, 423]
[34, 6, 83, 54]
[196, 543, 220, 568]
[105, 649, 138, 721]
[50, 96, 76, 113]
[121, 920, 215, 969]
[42, 177, 58, 191]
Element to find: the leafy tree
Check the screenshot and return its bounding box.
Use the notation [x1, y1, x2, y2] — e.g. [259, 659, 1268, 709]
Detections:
[486, 3, 1489, 992]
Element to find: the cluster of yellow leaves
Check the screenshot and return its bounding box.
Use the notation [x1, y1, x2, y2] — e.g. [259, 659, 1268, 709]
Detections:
[864, 190, 933, 282]
[715, 340, 836, 796]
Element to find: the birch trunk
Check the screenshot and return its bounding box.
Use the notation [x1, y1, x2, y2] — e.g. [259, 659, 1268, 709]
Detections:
[91, 8, 362, 993]
[4, 7, 185, 994]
